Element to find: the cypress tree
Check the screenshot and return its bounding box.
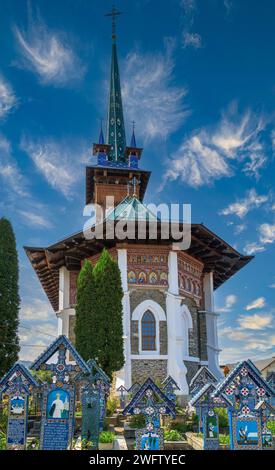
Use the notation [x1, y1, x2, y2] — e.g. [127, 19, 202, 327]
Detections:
[0, 218, 20, 376]
[75, 260, 96, 361]
[93, 248, 124, 378]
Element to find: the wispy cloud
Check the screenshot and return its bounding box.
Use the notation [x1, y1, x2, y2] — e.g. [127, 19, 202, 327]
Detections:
[0, 75, 17, 119]
[21, 136, 89, 198]
[216, 294, 237, 313]
[180, 0, 202, 49]
[164, 105, 267, 187]
[220, 189, 268, 218]
[0, 135, 28, 197]
[122, 39, 188, 142]
[238, 312, 272, 330]
[20, 298, 53, 322]
[259, 223, 275, 244]
[182, 32, 202, 49]
[14, 17, 85, 87]
[245, 297, 266, 311]
[243, 242, 265, 255]
[18, 210, 53, 229]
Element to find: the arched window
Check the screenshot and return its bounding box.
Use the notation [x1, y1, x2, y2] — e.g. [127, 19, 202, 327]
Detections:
[141, 311, 156, 351]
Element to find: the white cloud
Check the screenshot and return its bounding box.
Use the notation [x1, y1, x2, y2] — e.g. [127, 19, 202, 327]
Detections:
[21, 136, 89, 198]
[14, 19, 85, 87]
[182, 32, 202, 49]
[164, 130, 231, 187]
[243, 242, 266, 255]
[238, 313, 272, 330]
[234, 224, 246, 235]
[18, 210, 53, 229]
[220, 189, 268, 218]
[0, 75, 17, 119]
[0, 135, 28, 197]
[20, 299, 52, 321]
[122, 40, 188, 142]
[269, 283, 275, 288]
[245, 297, 266, 311]
[259, 223, 275, 244]
[216, 294, 237, 313]
[243, 336, 275, 352]
[164, 106, 267, 187]
[219, 326, 251, 341]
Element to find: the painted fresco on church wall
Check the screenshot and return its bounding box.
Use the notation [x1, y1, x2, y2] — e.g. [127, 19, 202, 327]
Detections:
[127, 248, 169, 287]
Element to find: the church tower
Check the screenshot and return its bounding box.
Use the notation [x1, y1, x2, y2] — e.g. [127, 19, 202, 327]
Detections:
[25, 8, 253, 398]
[86, 7, 150, 211]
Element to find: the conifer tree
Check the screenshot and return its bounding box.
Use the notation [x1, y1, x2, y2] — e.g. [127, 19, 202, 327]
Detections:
[0, 218, 20, 375]
[93, 249, 124, 378]
[75, 259, 95, 361]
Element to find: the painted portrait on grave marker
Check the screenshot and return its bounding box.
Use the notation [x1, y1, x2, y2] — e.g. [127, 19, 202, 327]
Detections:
[206, 412, 218, 439]
[46, 389, 70, 419]
[10, 395, 25, 416]
[140, 431, 160, 450]
[235, 418, 258, 446]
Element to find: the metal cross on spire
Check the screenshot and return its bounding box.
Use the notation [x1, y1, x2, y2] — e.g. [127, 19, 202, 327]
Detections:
[105, 4, 122, 41]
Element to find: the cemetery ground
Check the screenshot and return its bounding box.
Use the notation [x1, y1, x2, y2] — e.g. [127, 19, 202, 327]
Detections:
[1, 390, 274, 451]
[0, 338, 274, 452]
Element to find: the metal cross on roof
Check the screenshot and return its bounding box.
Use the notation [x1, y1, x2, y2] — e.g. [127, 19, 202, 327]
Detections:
[105, 4, 122, 40]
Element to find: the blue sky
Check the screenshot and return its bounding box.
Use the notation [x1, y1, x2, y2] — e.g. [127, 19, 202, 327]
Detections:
[0, 0, 274, 363]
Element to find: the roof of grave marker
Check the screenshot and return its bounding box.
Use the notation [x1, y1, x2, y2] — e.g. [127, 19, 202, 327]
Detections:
[212, 360, 275, 398]
[123, 377, 176, 417]
[30, 335, 90, 374]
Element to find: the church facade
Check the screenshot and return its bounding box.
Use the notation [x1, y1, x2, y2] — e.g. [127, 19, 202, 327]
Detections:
[25, 26, 252, 396]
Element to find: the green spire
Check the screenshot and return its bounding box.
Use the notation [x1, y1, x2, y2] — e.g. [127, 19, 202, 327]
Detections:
[106, 9, 126, 162]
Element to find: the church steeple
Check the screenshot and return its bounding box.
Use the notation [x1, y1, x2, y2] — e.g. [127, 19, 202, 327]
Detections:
[105, 6, 126, 162]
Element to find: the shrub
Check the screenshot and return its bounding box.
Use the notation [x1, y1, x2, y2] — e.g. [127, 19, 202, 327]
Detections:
[219, 434, 230, 445]
[267, 421, 275, 436]
[0, 431, 6, 450]
[106, 396, 119, 417]
[128, 414, 146, 429]
[26, 438, 39, 450]
[164, 429, 182, 441]
[99, 431, 115, 443]
[214, 408, 228, 429]
[170, 422, 193, 433]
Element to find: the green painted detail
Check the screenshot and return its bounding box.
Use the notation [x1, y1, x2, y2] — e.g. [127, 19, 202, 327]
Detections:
[107, 41, 126, 162]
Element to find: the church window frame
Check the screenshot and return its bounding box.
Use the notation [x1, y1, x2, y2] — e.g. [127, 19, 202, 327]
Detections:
[132, 300, 166, 356]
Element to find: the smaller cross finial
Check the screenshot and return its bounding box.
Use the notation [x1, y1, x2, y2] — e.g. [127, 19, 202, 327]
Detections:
[105, 4, 122, 41]
[130, 120, 137, 148]
[132, 176, 138, 196]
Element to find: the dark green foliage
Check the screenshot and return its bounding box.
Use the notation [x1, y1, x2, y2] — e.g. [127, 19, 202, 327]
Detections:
[93, 249, 124, 378]
[129, 413, 146, 428]
[214, 408, 229, 429]
[0, 218, 20, 376]
[75, 260, 95, 361]
[74, 249, 124, 379]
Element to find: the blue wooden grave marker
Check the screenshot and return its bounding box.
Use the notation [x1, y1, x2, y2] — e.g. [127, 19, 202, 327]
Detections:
[30, 335, 89, 450]
[189, 366, 218, 397]
[212, 359, 275, 450]
[0, 363, 39, 450]
[189, 382, 232, 450]
[161, 376, 180, 403]
[76, 358, 110, 446]
[123, 377, 176, 450]
[117, 384, 127, 409]
[127, 382, 141, 396]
